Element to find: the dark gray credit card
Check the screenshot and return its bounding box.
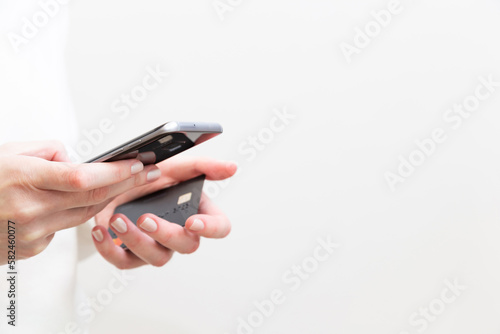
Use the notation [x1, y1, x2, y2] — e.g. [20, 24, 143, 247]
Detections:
[109, 174, 206, 249]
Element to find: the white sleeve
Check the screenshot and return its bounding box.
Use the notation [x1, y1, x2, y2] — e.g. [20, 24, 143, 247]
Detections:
[77, 218, 98, 262]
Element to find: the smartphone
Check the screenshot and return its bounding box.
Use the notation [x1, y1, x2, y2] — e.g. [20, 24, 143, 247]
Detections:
[86, 121, 222, 164]
[109, 174, 206, 249]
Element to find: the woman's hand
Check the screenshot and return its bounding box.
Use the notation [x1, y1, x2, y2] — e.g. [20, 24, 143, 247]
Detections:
[0, 141, 162, 264]
[91, 156, 237, 269]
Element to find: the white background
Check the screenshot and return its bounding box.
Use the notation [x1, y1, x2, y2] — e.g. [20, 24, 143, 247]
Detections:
[65, 0, 500, 333]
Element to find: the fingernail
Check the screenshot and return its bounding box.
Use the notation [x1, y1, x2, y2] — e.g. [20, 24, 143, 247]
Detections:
[131, 161, 144, 174]
[111, 217, 127, 233]
[147, 169, 161, 182]
[140, 217, 157, 232]
[92, 229, 103, 242]
[138, 151, 156, 164]
[189, 218, 204, 231]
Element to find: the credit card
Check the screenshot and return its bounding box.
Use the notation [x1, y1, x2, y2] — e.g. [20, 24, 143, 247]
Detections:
[109, 174, 206, 249]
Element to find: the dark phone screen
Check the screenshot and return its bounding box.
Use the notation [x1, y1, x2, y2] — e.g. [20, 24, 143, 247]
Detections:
[107, 132, 195, 164]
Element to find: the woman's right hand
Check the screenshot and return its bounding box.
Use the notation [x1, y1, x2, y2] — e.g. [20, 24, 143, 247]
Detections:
[0, 141, 161, 265]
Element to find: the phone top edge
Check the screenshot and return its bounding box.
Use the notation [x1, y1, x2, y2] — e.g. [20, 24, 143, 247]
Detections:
[86, 121, 222, 163]
[170, 122, 223, 133]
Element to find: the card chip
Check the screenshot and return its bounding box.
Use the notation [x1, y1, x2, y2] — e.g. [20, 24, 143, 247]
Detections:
[177, 192, 192, 205]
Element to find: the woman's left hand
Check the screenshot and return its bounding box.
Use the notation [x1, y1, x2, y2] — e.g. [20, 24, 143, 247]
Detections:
[91, 156, 237, 269]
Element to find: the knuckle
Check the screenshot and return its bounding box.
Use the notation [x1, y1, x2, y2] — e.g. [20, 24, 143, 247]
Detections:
[182, 240, 200, 254]
[43, 140, 66, 155]
[111, 164, 127, 182]
[22, 227, 46, 243]
[19, 220, 48, 241]
[23, 242, 49, 258]
[150, 259, 165, 267]
[70, 206, 96, 226]
[133, 173, 145, 187]
[96, 242, 111, 257]
[81, 205, 103, 223]
[45, 233, 55, 242]
[2, 163, 23, 185]
[114, 257, 139, 270]
[158, 228, 173, 245]
[14, 205, 38, 224]
[151, 253, 171, 267]
[79, 206, 94, 225]
[82, 206, 96, 221]
[75, 207, 90, 225]
[123, 233, 141, 249]
[89, 187, 110, 204]
[66, 168, 91, 190]
[115, 262, 129, 270]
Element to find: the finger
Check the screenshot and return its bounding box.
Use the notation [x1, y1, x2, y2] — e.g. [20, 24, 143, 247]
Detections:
[91, 225, 148, 269]
[0, 140, 69, 162]
[33, 158, 145, 192]
[157, 156, 237, 183]
[108, 157, 237, 205]
[107, 214, 174, 267]
[94, 200, 119, 227]
[47, 164, 161, 211]
[15, 231, 56, 260]
[16, 164, 161, 226]
[36, 164, 161, 232]
[136, 214, 200, 254]
[184, 193, 231, 238]
[34, 199, 114, 234]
